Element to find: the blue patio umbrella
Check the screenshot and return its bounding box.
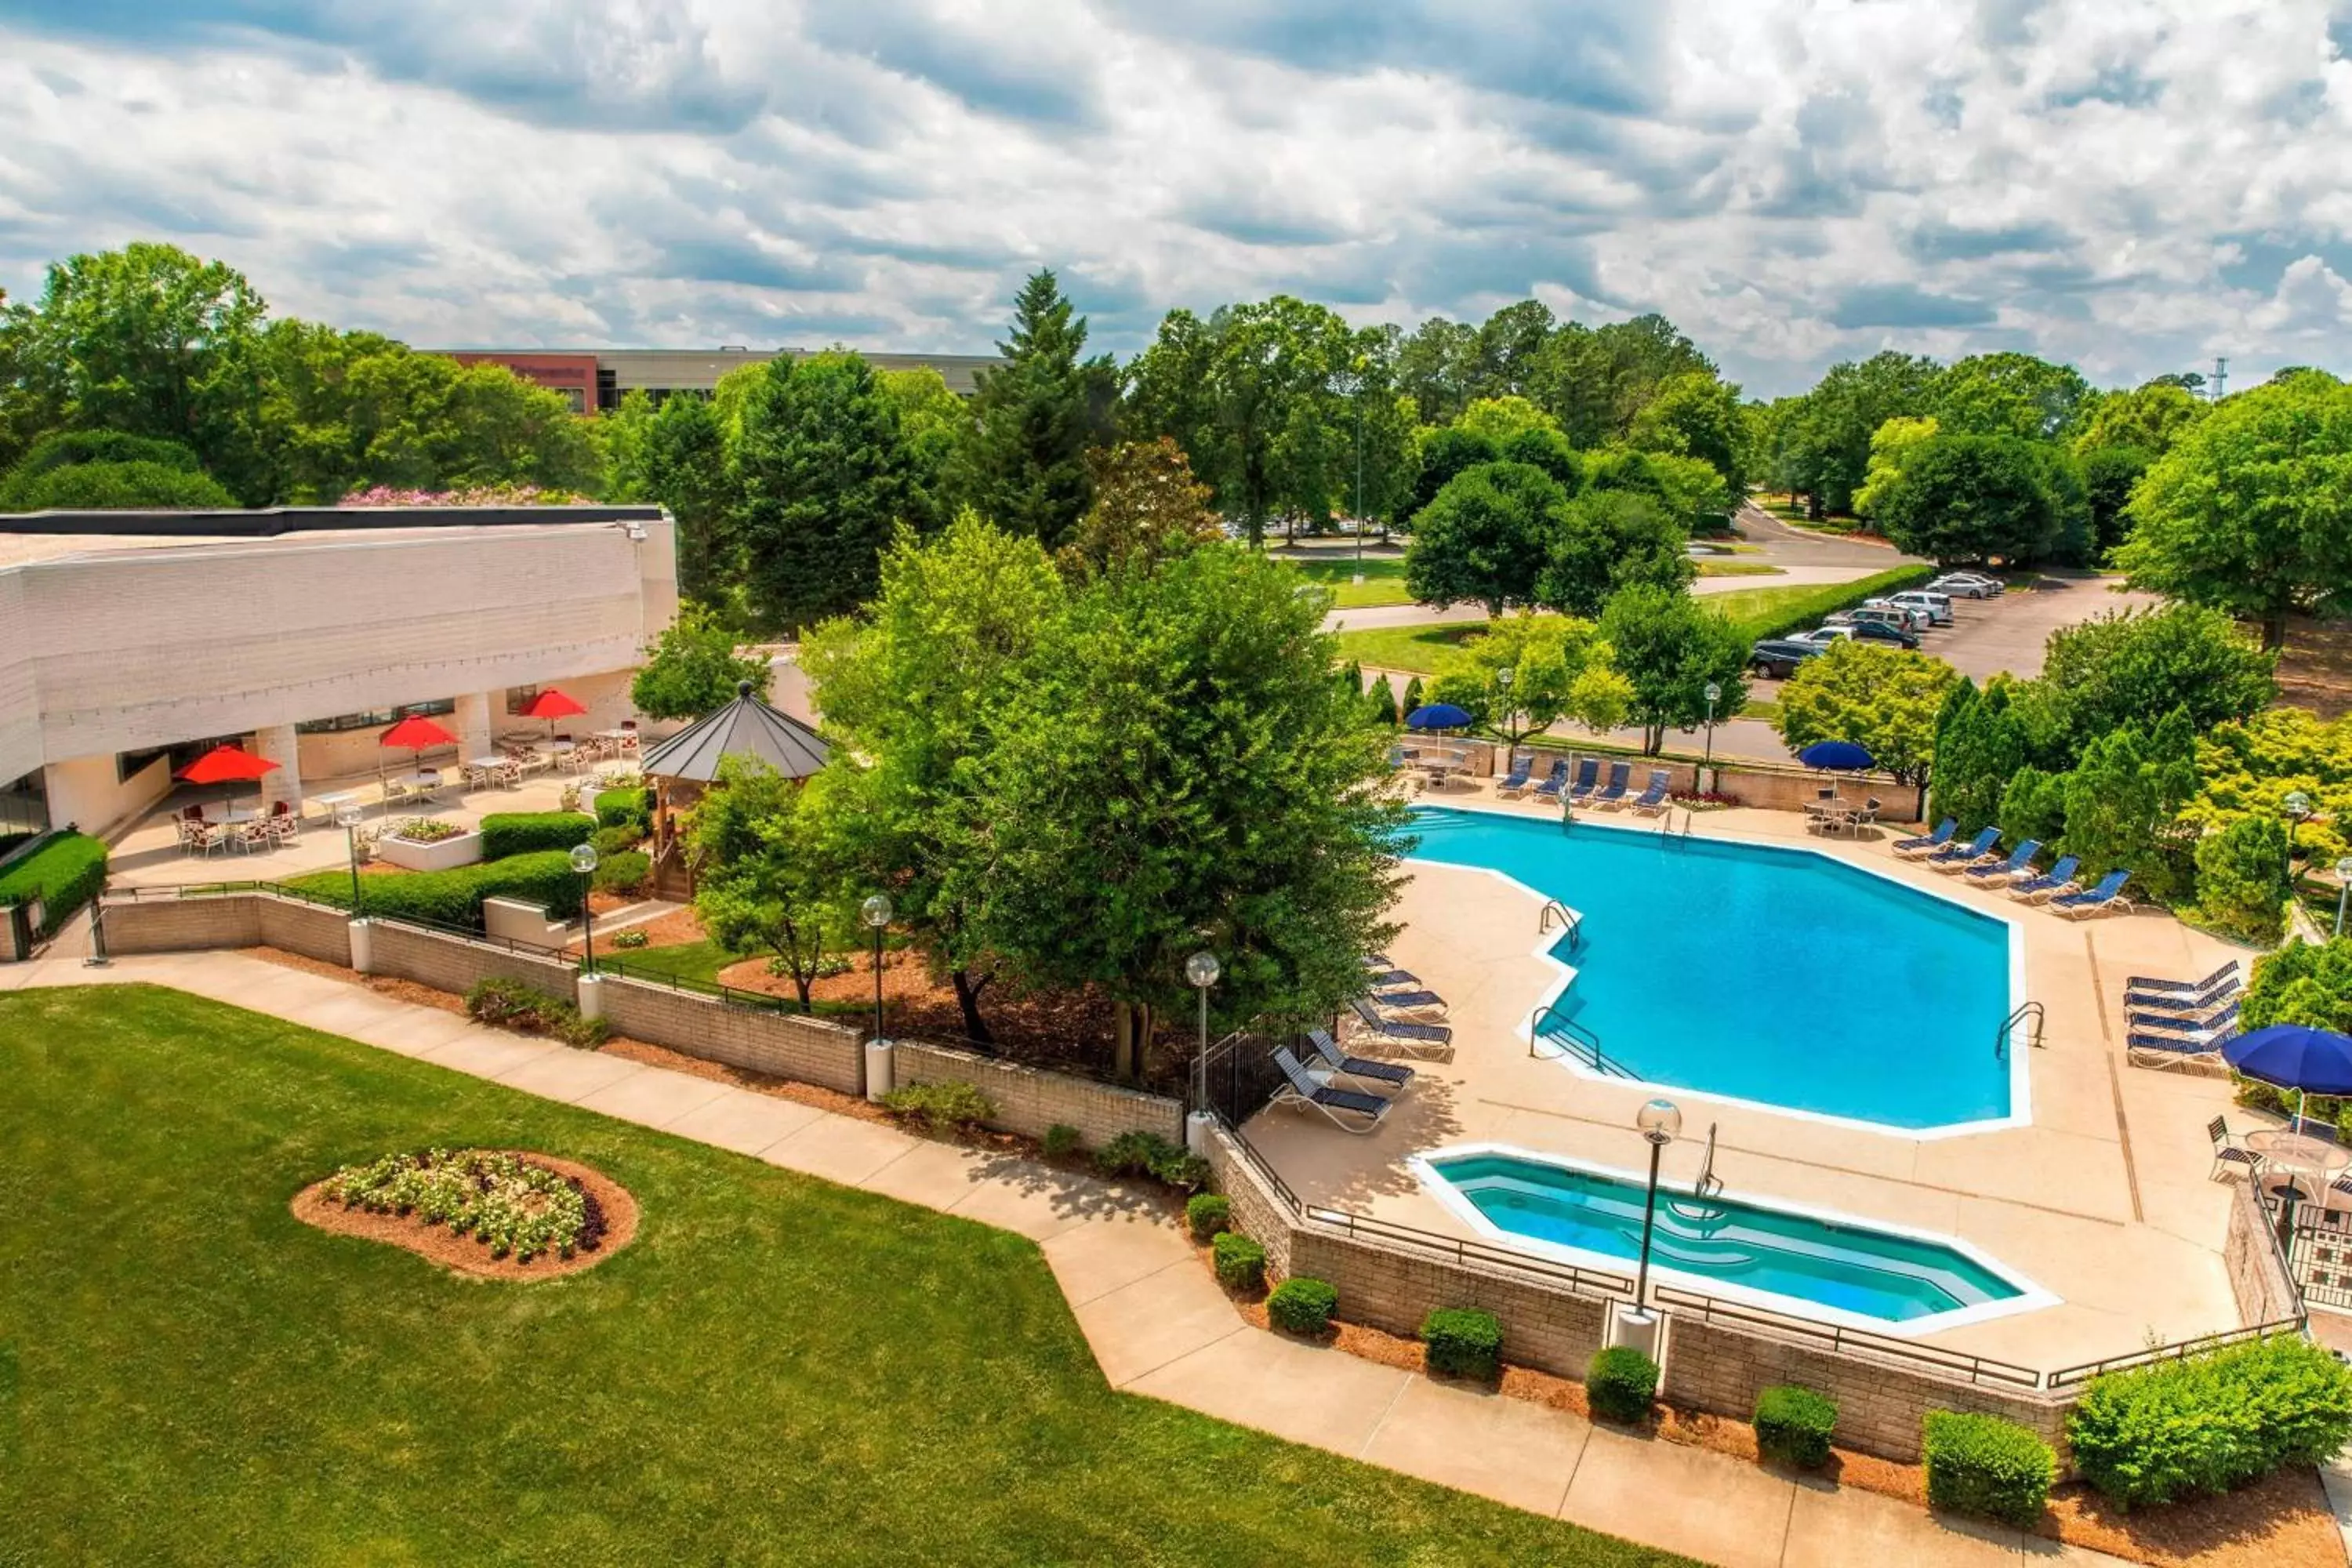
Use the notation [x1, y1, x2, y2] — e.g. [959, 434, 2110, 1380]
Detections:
[1405, 703, 1475, 731]
[2224, 1024, 2352, 1103]
[1796, 739, 1875, 772]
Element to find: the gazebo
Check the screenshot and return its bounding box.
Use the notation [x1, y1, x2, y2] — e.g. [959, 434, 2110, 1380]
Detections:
[638, 680, 829, 898]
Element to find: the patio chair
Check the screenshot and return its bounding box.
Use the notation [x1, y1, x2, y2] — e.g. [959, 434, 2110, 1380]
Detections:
[2209, 1116, 2263, 1181]
[1370, 987, 1447, 1022]
[2128, 971, 2242, 1018]
[2129, 1000, 2241, 1038]
[1269, 1047, 1392, 1133]
[1962, 839, 2042, 885]
[266, 800, 298, 842]
[1348, 997, 1453, 1058]
[2127, 1018, 2237, 1065]
[1592, 760, 1632, 809]
[1892, 818, 1958, 858]
[1563, 757, 1600, 805]
[1923, 827, 2002, 870]
[1494, 755, 1535, 798]
[2125, 960, 2241, 1003]
[2053, 870, 2132, 920]
[2005, 854, 2080, 904]
[1629, 769, 1672, 816]
[1305, 1027, 1415, 1092]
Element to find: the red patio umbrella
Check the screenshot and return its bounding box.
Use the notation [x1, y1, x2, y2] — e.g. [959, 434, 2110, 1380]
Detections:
[517, 688, 588, 742]
[176, 743, 281, 818]
[378, 713, 459, 803]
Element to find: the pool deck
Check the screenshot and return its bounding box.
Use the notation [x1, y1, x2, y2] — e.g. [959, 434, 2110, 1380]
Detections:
[1246, 790, 2257, 1372]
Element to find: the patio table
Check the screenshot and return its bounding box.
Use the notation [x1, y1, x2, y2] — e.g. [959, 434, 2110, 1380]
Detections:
[2248, 1129, 2352, 1201]
[310, 789, 359, 818]
[201, 806, 257, 826]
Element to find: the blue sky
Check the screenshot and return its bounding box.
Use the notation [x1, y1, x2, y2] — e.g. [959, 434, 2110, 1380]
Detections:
[0, 0, 2347, 396]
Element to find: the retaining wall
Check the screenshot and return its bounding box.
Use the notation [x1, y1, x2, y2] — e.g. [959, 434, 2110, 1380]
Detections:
[100, 893, 263, 953]
[367, 920, 579, 1003]
[597, 978, 866, 1097]
[892, 1039, 1183, 1150]
[2225, 1177, 2303, 1328]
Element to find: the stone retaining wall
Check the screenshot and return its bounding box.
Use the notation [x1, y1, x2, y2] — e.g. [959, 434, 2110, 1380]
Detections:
[1289, 1227, 1612, 1378]
[2225, 1177, 2302, 1328]
[892, 1040, 1183, 1150]
[597, 978, 865, 1097]
[257, 897, 353, 967]
[99, 893, 264, 953]
[367, 920, 579, 1003]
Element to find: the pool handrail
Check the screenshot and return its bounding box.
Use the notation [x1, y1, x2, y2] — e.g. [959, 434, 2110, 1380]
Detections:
[1527, 999, 1636, 1078]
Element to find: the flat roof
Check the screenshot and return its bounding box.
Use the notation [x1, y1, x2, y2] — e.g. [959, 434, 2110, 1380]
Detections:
[424, 346, 1003, 395]
[0, 506, 665, 569]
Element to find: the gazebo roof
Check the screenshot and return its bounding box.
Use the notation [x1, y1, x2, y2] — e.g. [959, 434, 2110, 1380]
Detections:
[638, 681, 829, 784]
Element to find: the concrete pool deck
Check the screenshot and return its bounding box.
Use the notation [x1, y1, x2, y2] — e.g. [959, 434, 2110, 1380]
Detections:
[1246, 791, 2257, 1372]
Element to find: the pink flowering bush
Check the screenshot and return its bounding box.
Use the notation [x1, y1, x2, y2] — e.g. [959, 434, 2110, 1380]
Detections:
[337, 484, 585, 508]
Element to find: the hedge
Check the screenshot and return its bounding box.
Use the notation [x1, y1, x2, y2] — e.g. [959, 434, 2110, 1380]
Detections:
[1211, 1232, 1266, 1291]
[0, 832, 109, 938]
[1421, 1308, 1502, 1382]
[1922, 1410, 2053, 1527]
[595, 786, 652, 833]
[280, 849, 585, 927]
[1727, 564, 1936, 642]
[1586, 1345, 1659, 1425]
[2068, 1334, 2352, 1511]
[593, 850, 651, 896]
[1185, 1193, 1231, 1241]
[1754, 1385, 1838, 1469]
[1266, 1277, 1338, 1337]
[478, 811, 594, 860]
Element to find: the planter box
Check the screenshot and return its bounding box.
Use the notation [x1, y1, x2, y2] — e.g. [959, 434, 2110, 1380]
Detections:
[376, 829, 484, 873]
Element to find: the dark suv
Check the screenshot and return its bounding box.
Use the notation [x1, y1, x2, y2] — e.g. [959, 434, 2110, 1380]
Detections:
[1748, 638, 1828, 679]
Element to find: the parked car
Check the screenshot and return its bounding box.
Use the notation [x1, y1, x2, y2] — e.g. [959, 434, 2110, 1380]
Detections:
[1883, 590, 1954, 626]
[1860, 598, 1933, 631]
[1815, 616, 1920, 648]
[1748, 637, 1830, 678]
[1786, 626, 1854, 645]
[1929, 572, 2002, 598]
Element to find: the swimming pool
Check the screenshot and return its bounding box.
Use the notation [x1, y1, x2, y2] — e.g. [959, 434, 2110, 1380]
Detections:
[1403, 805, 2020, 1131]
[1418, 1147, 2048, 1331]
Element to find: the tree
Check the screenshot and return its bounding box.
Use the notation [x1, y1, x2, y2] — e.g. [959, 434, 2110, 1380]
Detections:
[878, 366, 971, 528]
[1534, 488, 1693, 617]
[2072, 380, 2205, 460]
[1850, 416, 1938, 519]
[732, 350, 925, 631]
[689, 758, 846, 1011]
[2078, 445, 2151, 561]
[1497, 424, 1581, 488]
[1469, 300, 1558, 398]
[1364, 673, 1399, 727]
[2194, 815, 2290, 942]
[1056, 437, 1222, 579]
[1771, 641, 1957, 788]
[1764, 351, 1943, 517]
[1425, 615, 1631, 749]
[2116, 374, 2352, 648]
[2062, 714, 2199, 905]
[1456, 395, 1560, 446]
[1596, 584, 1750, 754]
[953, 270, 1112, 548]
[631, 604, 771, 720]
[1998, 765, 2069, 849]
[1527, 314, 1718, 447]
[1628, 372, 1748, 493]
[1874, 434, 2063, 564]
[1408, 424, 1501, 517]
[1928, 679, 2027, 829]
[1396, 317, 1479, 423]
[953, 544, 1405, 1080]
[0, 459, 236, 510]
[1403, 461, 1566, 617]
[1933, 352, 2091, 441]
[2036, 604, 2276, 760]
[633, 392, 735, 604]
[1587, 447, 1732, 532]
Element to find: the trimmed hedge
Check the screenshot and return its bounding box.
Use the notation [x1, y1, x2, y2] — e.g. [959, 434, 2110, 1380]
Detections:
[0, 832, 108, 938]
[1728, 564, 1936, 642]
[280, 850, 585, 927]
[1922, 1410, 2053, 1527]
[1421, 1308, 1502, 1382]
[595, 786, 652, 833]
[1755, 1385, 1838, 1469]
[2068, 1334, 2352, 1511]
[880, 1080, 994, 1133]
[464, 978, 607, 1048]
[594, 851, 651, 896]
[478, 812, 594, 860]
[1185, 1192, 1231, 1241]
[1586, 1345, 1659, 1425]
[1211, 1232, 1266, 1291]
[1266, 1277, 1338, 1336]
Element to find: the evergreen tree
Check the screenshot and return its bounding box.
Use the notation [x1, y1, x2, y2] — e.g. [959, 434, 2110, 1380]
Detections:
[1929, 678, 2027, 829]
[635, 392, 735, 605]
[953, 270, 1112, 549]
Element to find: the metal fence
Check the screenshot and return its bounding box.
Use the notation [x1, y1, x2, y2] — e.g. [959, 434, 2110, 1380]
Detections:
[1648, 1283, 2043, 1391]
[2045, 1318, 2307, 1390]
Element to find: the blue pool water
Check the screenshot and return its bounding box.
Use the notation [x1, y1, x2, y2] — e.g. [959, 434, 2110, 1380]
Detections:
[1427, 1152, 2030, 1324]
[1403, 806, 2015, 1129]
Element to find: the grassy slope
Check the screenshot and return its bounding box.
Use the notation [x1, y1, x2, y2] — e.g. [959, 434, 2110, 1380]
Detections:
[1286, 555, 1414, 607]
[1330, 619, 1492, 674]
[1700, 565, 1935, 641]
[0, 985, 1686, 1568]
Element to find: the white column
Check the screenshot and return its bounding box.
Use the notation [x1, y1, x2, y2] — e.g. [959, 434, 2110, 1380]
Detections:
[457, 692, 495, 757]
[254, 724, 303, 811]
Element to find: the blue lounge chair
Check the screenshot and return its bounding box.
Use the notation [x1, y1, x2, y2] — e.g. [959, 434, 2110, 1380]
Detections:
[1372, 987, 1446, 1012]
[1494, 754, 1534, 798]
[1305, 1027, 1414, 1092]
[1893, 818, 1958, 858]
[2005, 854, 2079, 903]
[2129, 1025, 2238, 1070]
[2131, 1000, 2241, 1037]
[1562, 757, 1600, 804]
[1270, 1047, 1392, 1132]
[2053, 870, 2132, 919]
[2127, 968, 2241, 1014]
[2125, 960, 2240, 1003]
[1963, 839, 2041, 885]
[1363, 967, 1418, 989]
[1592, 760, 1632, 808]
[1924, 827, 2002, 869]
[1629, 768, 1672, 815]
[1348, 997, 1453, 1057]
[1530, 760, 1574, 802]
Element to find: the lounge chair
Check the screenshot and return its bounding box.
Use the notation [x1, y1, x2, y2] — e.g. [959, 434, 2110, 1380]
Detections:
[2005, 854, 2079, 903]
[2125, 960, 2241, 1003]
[1371, 986, 1446, 1012]
[1363, 968, 1419, 990]
[1305, 1028, 1415, 1092]
[1563, 757, 1600, 804]
[1530, 760, 1574, 803]
[2130, 1000, 2241, 1037]
[1893, 818, 1958, 858]
[1923, 827, 2002, 870]
[1962, 839, 2042, 886]
[1494, 755, 1534, 798]
[2053, 870, 2132, 919]
[1629, 768, 1672, 815]
[2128, 1020, 2238, 1066]
[1592, 761, 1632, 809]
[1270, 1047, 1392, 1132]
[2128, 972, 2241, 1018]
[1348, 997, 1454, 1058]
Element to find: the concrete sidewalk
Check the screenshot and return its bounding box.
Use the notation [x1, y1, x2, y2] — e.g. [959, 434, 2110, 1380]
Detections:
[2, 948, 2126, 1566]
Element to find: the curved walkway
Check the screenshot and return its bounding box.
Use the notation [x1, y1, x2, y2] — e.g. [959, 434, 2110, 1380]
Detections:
[0, 942, 2128, 1567]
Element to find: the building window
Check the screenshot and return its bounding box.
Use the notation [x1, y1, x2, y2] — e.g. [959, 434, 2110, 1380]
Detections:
[505, 685, 539, 716]
[0, 768, 49, 839]
[296, 699, 457, 735]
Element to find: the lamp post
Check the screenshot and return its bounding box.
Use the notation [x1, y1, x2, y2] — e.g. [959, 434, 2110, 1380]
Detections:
[337, 804, 365, 914]
[1495, 666, 1516, 768]
[1185, 950, 1221, 1116]
[2336, 855, 2352, 939]
[862, 894, 894, 1042]
[1700, 681, 1722, 790]
[569, 842, 599, 974]
[1631, 1098, 1683, 1307]
[2285, 790, 2314, 885]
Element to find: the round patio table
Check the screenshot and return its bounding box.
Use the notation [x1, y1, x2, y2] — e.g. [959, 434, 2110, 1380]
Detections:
[2247, 1128, 2352, 1201]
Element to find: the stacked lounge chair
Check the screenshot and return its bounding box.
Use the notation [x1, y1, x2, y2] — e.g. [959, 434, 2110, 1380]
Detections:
[1892, 819, 1958, 858]
[2125, 961, 2240, 1013]
[2005, 854, 2080, 903]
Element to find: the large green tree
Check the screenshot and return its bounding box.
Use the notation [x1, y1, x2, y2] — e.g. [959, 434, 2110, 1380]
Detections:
[688, 758, 848, 1012]
[2072, 379, 2206, 460]
[2036, 604, 2277, 760]
[630, 392, 735, 604]
[1874, 434, 2063, 564]
[1595, 584, 1750, 754]
[1771, 640, 1956, 790]
[631, 604, 771, 721]
[1932, 352, 2092, 441]
[1534, 488, 1693, 617]
[1403, 461, 1566, 616]
[1927, 678, 2027, 829]
[878, 365, 971, 528]
[1628, 371, 1748, 493]
[1057, 437, 1222, 580]
[953, 270, 1112, 548]
[1424, 615, 1631, 750]
[1762, 350, 1943, 517]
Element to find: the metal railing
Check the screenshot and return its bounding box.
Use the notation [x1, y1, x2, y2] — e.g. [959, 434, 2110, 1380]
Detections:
[593, 953, 800, 1013]
[1537, 900, 1582, 948]
[1527, 999, 1636, 1078]
[2045, 1318, 2306, 1390]
[1997, 1000, 2045, 1061]
[1647, 1283, 2045, 1390]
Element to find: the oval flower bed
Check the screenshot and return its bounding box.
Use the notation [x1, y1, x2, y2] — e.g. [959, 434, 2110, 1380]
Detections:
[292, 1148, 636, 1279]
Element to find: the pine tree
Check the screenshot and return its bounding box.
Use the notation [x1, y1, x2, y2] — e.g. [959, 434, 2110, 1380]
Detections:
[953, 270, 1113, 549]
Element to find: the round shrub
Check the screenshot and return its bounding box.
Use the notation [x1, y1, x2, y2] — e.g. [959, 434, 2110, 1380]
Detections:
[2068, 1334, 2352, 1511]
[479, 811, 594, 860]
[1185, 1192, 1231, 1241]
[1586, 1345, 1659, 1425]
[1042, 1123, 1082, 1159]
[1754, 1385, 1838, 1468]
[595, 786, 653, 832]
[1211, 1232, 1266, 1292]
[609, 928, 649, 949]
[8, 459, 238, 511]
[880, 1080, 995, 1134]
[1922, 1410, 2053, 1527]
[593, 850, 650, 896]
[1421, 1308, 1502, 1382]
[590, 824, 642, 858]
[1267, 1277, 1338, 1337]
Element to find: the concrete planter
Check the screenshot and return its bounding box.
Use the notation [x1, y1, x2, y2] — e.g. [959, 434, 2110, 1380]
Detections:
[376, 828, 484, 873]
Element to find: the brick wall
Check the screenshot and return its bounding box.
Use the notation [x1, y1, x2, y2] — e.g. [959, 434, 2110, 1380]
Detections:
[256, 897, 352, 967]
[99, 893, 264, 953]
[2225, 1178, 2302, 1327]
[1205, 1126, 1296, 1279]
[368, 920, 579, 1004]
[891, 1040, 1184, 1149]
[1290, 1227, 1611, 1378]
[597, 977, 865, 1097]
[1512, 747, 1921, 819]
[0, 913, 20, 962]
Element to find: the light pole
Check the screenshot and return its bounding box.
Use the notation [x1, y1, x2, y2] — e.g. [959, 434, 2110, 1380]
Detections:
[1700, 681, 1722, 790]
[1185, 950, 1221, 1116]
[1495, 666, 1516, 767]
[862, 894, 893, 1042]
[2336, 855, 2352, 939]
[569, 842, 599, 974]
[2285, 790, 2314, 886]
[1631, 1098, 1683, 1308]
[338, 804, 365, 914]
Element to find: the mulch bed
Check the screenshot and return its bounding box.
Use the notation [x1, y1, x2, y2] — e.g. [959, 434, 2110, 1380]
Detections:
[290, 1152, 637, 1282]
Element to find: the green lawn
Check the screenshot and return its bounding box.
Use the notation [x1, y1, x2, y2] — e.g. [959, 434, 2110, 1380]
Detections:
[1330, 619, 1491, 674]
[600, 939, 876, 1018]
[1704, 565, 1935, 641]
[1693, 561, 1782, 578]
[1287, 555, 1414, 607]
[0, 985, 1685, 1567]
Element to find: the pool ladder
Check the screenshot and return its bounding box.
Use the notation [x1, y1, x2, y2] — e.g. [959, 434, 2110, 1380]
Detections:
[1526, 1000, 1636, 1078]
[1996, 1000, 2045, 1062]
[1537, 900, 1582, 949]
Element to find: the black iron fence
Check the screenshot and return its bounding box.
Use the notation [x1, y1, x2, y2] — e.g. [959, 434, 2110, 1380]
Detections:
[2045, 1318, 2307, 1390]
[1649, 1283, 2043, 1391]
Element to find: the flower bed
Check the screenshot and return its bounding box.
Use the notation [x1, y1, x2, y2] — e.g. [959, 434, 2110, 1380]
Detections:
[375, 820, 485, 873]
[299, 1148, 630, 1276]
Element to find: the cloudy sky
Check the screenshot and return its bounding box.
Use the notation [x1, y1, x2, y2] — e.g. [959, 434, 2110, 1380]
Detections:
[0, 0, 2347, 395]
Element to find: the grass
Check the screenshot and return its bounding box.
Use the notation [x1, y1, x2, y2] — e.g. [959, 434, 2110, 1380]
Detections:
[601, 937, 867, 1016]
[1287, 555, 1414, 607]
[0, 985, 1686, 1567]
[1693, 561, 1782, 578]
[1331, 619, 1492, 674]
[1704, 565, 1936, 641]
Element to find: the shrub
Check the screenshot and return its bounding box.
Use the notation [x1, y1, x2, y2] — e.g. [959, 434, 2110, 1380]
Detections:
[1185, 1192, 1230, 1240]
[0, 831, 107, 938]
[479, 811, 594, 859]
[593, 851, 651, 896]
[590, 824, 642, 858]
[1586, 1345, 1659, 1424]
[2068, 1334, 2352, 1510]
[880, 1080, 995, 1134]
[1267, 1277, 1338, 1336]
[1922, 1411, 2053, 1526]
[463, 978, 607, 1048]
[595, 786, 653, 833]
[2193, 815, 2291, 944]
[321, 1147, 605, 1262]
[1211, 1232, 1266, 1291]
[2, 457, 238, 512]
[281, 849, 585, 927]
[610, 929, 649, 949]
[1728, 564, 1935, 642]
[1042, 1123, 1082, 1159]
[1094, 1130, 1211, 1191]
[1754, 1385, 1838, 1469]
[1421, 1308, 1503, 1382]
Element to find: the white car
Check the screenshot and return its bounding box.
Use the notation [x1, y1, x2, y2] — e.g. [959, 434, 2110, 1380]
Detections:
[1788, 626, 1856, 644]
[1882, 590, 1953, 626]
[1930, 572, 2002, 599]
[1860, 598, 1933, 631]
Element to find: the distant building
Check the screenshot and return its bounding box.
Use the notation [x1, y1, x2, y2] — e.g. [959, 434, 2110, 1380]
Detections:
[436, 347, 1002, 414]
